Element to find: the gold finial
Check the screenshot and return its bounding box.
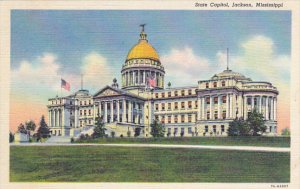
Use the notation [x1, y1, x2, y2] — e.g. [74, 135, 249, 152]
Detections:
[139, 24, 147, 41]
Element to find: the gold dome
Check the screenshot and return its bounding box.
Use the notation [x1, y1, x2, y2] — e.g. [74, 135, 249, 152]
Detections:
[126, 32, 160, 61]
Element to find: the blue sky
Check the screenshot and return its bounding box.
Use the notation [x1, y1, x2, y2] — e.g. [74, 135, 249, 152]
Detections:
[10, 10, 291, 131]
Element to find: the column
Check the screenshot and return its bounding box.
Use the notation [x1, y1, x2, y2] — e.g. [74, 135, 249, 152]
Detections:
[218, 96, 221, 119]
[243, 96, 247, 119]
[143, 70, 146, 85]
[201, 97, 205, 120]
[110, 101, 114, 122]
[270, 97, 274, 120]
[117, 100, 120, 122]
[274, 98, 277, 121]
[104, 101, 108, 123]
[93, 104, 96, 122]
[122, 99, 126, 123]
[259, 96, 262, 113]
[48, 110, 51, 127]
[133, 71, 135, 85]
[226, 94, 229, 118]
[229, 94, 233, 118]
[128, 101, 132, 123]
[75, 107, 78, 128]
[265, 97, 269, 120]
[62, 108, 65, 127]
[251, 96, 254, 111]
[209, 96, 213, 120]
[99, 102, 102, 118]
[197, 97, 201, 121]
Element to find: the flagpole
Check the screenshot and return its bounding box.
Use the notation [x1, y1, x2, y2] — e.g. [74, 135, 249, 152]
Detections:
[60, 77, 62, 98]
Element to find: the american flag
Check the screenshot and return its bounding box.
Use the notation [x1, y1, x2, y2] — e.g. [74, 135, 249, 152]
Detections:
[61, 79, 70, 91]
[146, 75, 156, 89]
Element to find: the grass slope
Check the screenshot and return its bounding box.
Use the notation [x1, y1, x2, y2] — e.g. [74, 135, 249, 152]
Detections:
[10, 146, 290, 182]
[76, 136, 290, 148]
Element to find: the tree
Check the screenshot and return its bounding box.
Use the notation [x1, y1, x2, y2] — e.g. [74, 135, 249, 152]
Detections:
[25, 120, 36, 136]
[227, 110, 266, 136]
[9, 132, 14, 143]
[228, 118, 250, 136]
[92, 115, 106, 138]
[247, 109, 266, 136]
[134, 127, 141, 137]
[17, 123, 27, 134]
[37, 115, 50, 138]
[150, 119, 165, 137]
[281, 128, 290, 136]
[167, 82, 171, 88]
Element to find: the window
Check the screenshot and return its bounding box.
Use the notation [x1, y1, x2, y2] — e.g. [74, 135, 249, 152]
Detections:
[207, 111, 210, 120]
[168, 103, 171, 110]
[84, 101, 86, 105]
[221, 125, 225, 132]
[222, 81, 226, 87]
[155, 104, 158, 111]
[70, 101, 72, 105]
[206, 82, 209, 88]
[168, 116, 171, 123]
[222, 110, 226, 119]
[80, 101, 82, 106]
[168, 128, 171, 134]
[162, 93, 165, 98]
[181, 128, 185, 134]
[213, 82, 217, 87]
[206, 97, 210, 104]
[84, 110, 86, 116]
[175, 91, 178, 96]
[181, 102, 185, 109]
[188, 114, 192, 122]
[188, 127, 192, 134]
[222, 96, 226, 103]
[188, 89, 192, 95]
[174, 115, 178, 123]
[181, 90, 185, 96]
[89, 100, 91, 105]
[80, 110, 82, 116]
[162, 103, 165, 111]
[205, 125, 208, 132]
[181, 115, 185, 123]
[247, 97, 251, 105]
[168, 92, 171, 97]
[155, 93, 158, 98]
[214, 97, 218, 104]
[188, 101, 192, 109]
[254, 98, 257, 106]
[195, 101, 198, 108]
[89, 120, 91, 124]
[161, 116, 165, 124]
[174, 102, 178, 110]
[89, 109, 91, 115]
[155, 115, 158, 120]
[214, 111, 218, 119]
[174, 128, 178, 135]
[213, 125, 216, 133]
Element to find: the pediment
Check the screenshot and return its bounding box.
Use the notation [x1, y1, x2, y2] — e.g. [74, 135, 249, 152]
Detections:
[94, 87, 121, 97]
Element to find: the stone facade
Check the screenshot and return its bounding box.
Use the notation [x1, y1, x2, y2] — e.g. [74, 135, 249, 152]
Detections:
[47, 28, 278, 137]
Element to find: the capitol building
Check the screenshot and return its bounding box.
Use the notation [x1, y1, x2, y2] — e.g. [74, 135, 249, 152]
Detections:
[47, 28, 278, 137]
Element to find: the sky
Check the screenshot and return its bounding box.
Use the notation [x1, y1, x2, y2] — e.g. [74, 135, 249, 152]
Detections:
[10, 10, 291, 133]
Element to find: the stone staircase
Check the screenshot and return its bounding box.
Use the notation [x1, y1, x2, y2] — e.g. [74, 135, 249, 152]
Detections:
[45, 136, 71, 144]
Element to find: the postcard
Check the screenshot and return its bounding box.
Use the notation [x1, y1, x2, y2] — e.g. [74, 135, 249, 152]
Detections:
[0, 0, 299, 189]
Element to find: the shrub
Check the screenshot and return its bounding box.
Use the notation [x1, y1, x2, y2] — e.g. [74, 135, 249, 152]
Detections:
[111, 131, 115, 138]
[120, 134, 123, 138]
[127, 130, 131, 138]
[70, 137, 75, 143]
[180, 132, 184, 137]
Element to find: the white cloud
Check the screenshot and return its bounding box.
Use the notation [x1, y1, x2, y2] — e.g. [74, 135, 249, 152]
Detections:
[11, 52, 115, 97]
[11, 53, 62, 93]
[161, 47, 218, 86]
[81, 52, 114, 91]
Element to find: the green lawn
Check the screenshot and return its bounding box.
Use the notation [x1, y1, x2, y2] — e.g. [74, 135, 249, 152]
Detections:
[10, 146, 290, 182]
[76, 136, 290, 147]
